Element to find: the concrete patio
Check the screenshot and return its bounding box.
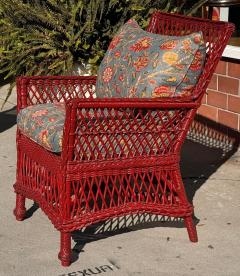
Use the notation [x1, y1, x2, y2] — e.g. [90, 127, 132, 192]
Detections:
[0, 84, 240, 276]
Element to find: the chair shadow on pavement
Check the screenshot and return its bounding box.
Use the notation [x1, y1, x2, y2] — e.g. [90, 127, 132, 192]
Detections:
[182, 114, 240, 204]
[25, 202, 40, 219]
[0, 106, 17, 133]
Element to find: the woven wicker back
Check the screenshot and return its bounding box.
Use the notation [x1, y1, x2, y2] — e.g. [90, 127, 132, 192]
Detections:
[147, 11, 235, 101]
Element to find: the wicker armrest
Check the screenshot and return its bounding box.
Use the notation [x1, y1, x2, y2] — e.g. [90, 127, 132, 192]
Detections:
[61, 98, 199, 162]
[16, 76, 97, 112]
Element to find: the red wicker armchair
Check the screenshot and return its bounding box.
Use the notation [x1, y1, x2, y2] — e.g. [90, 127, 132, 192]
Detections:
[13, 11, 234, 266]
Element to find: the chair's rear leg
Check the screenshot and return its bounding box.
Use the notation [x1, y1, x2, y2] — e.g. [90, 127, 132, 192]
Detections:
[184, 216, 198, 242]
[58, 232, 72, 267]
[173, 169, 198, 243]
[13, 193, 26, 221]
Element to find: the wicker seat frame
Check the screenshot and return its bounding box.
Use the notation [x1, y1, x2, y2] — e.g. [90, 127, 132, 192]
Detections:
[13, 11, 234, 266]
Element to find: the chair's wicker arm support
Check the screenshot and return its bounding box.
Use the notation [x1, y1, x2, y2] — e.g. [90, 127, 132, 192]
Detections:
[16, 76, 97, 113]
[62, 98, 199, 163]
[67, 98, 199, 109]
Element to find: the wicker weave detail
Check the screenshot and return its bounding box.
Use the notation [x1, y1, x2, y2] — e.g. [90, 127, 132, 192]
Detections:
[14, 11, 234, 266]
[70, 107, 190, 161]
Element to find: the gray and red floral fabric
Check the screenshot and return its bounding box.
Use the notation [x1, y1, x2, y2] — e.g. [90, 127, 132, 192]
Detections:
[96, 19, 206, 98]
[17, 103, 65, 152]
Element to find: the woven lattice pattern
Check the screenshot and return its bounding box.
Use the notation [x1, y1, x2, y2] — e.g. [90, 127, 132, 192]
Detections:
[17, 76, 96, 111]
[69, 169, 181, 217]
[14, 11, 234, 266]
[71, 107, 189, 161]
[15, 135, 62, 219]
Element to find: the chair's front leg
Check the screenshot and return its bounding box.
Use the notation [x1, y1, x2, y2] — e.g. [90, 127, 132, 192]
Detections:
[58, 232, 72, 266]
[13, 193, 26, 221]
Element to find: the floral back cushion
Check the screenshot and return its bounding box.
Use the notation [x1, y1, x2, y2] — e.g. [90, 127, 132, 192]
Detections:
[96, 19, 206, 98]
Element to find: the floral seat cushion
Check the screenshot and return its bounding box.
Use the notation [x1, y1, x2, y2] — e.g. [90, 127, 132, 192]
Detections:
[17, 103, 65, 152]
[96, 19, 206, 98]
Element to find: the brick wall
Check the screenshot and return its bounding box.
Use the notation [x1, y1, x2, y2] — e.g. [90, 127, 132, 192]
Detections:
[198, 59, 240, 131]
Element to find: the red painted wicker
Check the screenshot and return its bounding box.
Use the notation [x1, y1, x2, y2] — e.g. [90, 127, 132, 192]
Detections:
[14, 11, 234, 266]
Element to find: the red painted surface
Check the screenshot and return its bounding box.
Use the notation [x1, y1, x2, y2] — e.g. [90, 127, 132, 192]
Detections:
[13, 11, 234, 266]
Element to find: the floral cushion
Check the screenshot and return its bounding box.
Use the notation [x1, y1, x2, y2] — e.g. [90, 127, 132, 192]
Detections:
[17, 103, 65, 152]
[96, 19, 206, 98]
